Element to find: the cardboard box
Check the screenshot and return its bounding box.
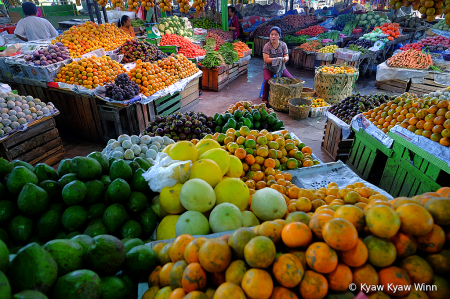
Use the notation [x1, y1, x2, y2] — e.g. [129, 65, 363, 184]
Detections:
[8, 11, 22, 24]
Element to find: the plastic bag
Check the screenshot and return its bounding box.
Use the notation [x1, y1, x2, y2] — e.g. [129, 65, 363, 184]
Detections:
[142, 152, 192, 193]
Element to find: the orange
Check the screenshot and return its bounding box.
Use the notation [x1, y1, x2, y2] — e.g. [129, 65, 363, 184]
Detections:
[301, 146, 312, 154]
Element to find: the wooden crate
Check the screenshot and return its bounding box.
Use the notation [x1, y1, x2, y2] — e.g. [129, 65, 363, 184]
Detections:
[291, 48, 303, 68]
[303, 51, 316, 70]
[409, 74, 447, 95]
[12, 84, 104, 143]
[0, 118, 65, 166]
[239, 60, 249, 73]
[334, 58, 358, 68]
[346, 128, 393, 185]
[254, 37, 267, 56]
[375, 79, 410, 93]
[321, 118, 353, 162]
[201, 67, 229, 92]
[379, 132, 450, 197]
[228, 64, 240, 83]
[98, 104, 143, 142]
[181, 78, 200, 109]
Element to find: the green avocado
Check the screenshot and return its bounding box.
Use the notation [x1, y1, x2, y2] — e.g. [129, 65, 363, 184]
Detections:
[43, 239, 84, 276]
[0, 270, 11, 299]
[11, 160, 34, 172]
[225, 118, 236, 129]
[62, 180, 87, 206]
[131, 169, 150, 193]
[0, 239, 8, 272]
[0, 158, 13, 179]
[71, 156, 102, 181]
[87, 203, 106, 221]
[117, 273, 136, 298]
[127, 191, 147, 213]
[267, 115, 276, 126]
[83, 221, 108, 238]
[57, 159, 73, 178]
[87, 235, 126, 276]
[0, 200, 17, 224]
[108, 157, 116, 169]
[0, 229, 10, 249]
[7, 243, 58, 293]
[100, 175, 111, 189]
[0, 182, 10, 201]
[6, 166, 38, 195]
[124, 238, 144, 253]
[39, 180, 61, 203]
[101, 276, 129, 299]
[17, 183, 49, 216]
[138, 207, 157, 238]
[8, 216, 34, 245]
[54, 231, 66, 239]
[120, 220, 142, 239]
[233, 109, 242, 119]
[107, 178, 131, 203]
[109, 160, 133, 181]
[87, 152, 109, 175]
[52, 269, 102, 299]
[58, 173, 79, 188]
[125, 245, 158, 277]
[133, 157, 152, 172]
[260, 107, 268, 120]
[71, 235, 92, 256]
[37, 210, 61, 242]
[64, 232, 81, 239]
[84, 180, 105, 205]
[252, 110, 261, 121]
[12, 290, 49, 299]
[49, 203, 64, 215]
[127, 161, 141, 174]
[103, 203, 127, 234]
[217, 114, 224, 126]
[62, 206, 88, 232]
[34, 163, 58, 183]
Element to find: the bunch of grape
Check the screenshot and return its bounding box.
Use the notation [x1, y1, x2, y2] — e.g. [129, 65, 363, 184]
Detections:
[105, 73, 140, 101]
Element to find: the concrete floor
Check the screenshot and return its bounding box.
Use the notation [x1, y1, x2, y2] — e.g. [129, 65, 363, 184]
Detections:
[62, 57, 398, 164]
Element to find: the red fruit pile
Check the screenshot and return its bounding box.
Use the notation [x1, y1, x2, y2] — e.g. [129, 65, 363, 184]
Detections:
[296, 25, 327, 37]
[160, 34, 206, 58]
[421, 35, 450, 48]
[400, 43, 423, 51]
[206, 32, 225, 51]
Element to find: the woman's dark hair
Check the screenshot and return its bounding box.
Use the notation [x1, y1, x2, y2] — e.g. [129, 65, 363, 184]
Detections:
[22, 1, 37, 16]
[323, 6, 328, 10]
[270, 26, 281, 37]
[309, 7, 315, 13]
[118, 15, 130, 28]
[228, 6, 236, 13]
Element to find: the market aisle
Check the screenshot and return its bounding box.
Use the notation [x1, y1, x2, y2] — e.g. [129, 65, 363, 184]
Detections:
[195, 57, 397, 163]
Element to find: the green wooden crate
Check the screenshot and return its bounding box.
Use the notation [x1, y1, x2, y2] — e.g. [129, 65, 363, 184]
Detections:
[147, 38, 161, 45]
[154, 92, 181, 116]
[379, 132, 450, 197]
[346, 128, 393, 184]
[158, 46, 178, 54]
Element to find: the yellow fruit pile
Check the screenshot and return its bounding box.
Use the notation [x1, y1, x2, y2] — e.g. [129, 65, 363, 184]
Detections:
[318, 45, 339, 53]
[54, 56, 126, 89]
[157, 0, 173, 12]
[127, 0, 141, 12]
[310, 98, 329, 108]
[111, 0, 125, 9]
[177, 0, 190, 13]
[52, 22, 130, 58]
[193, 0, 207, 12]
[141, 0, 155, 10]
[318, 65, 356, 74]
[226, 101, 275, 115]
[392, 0, 444, 22]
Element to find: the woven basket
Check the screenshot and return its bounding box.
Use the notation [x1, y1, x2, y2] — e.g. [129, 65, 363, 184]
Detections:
[268, 77, 305, 112]
[313, 65, 359, 105]
[301, 87, 316, 98]
[289, 98, 312, 120]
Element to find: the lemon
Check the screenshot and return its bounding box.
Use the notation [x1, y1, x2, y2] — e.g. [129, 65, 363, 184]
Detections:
[156, 215, 181, 240]
[199, 148, 231, 176]
[159, 183, 186, 214]
[168, 141, 198, 162]
[226, 155, 243, 178]
[189, 159, 222, 188]
[162, 143, 174, 154]
[195, 139, 221, 157]
[214, 178, 250, 211]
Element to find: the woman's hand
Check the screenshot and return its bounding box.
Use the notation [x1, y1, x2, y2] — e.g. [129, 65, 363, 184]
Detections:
[229, 27, 236, 30]
[263, 53, 272, 64]
[283, 55, 289, 63]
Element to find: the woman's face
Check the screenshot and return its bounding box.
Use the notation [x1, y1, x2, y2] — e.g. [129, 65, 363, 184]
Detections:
[124, 18, 131, 27]
[228, 9, 234, 17]
[270, 30, 280, 42]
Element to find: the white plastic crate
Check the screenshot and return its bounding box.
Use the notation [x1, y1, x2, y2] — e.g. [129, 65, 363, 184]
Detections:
[334, 48, 361, 62]
[309, 106, 330, 117]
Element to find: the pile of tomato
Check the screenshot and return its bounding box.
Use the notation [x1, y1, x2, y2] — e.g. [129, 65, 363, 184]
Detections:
[375, 23, 401, 41]
[296, 25, 327, 37]
[160, 34, 206, 58]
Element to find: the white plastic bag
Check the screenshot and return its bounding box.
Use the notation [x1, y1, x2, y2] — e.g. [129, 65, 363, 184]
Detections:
[142, 152, 191, 193]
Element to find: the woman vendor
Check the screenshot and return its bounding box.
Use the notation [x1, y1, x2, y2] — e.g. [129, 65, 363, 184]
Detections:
[261, 26, 294, 104]
[228, 6, 240, 40]
[118, 15, 135, 38]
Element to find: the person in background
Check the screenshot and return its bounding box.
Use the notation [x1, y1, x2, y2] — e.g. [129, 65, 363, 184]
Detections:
[309, 7, 315, 15]
[14, 2, 59, 42]
[118, 15, 135, 38]
[228, 6, 240, 40]
[319, 6, 331, 17]
[235, 8, 245, 40]
[261, 27, 294, 104]
[300, 4, 309, 15]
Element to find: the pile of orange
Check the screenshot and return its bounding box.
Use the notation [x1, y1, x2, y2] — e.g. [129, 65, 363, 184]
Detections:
[157, 0, 172, 12]
[111, 0, 126, 9]
[52, 22, 130, 58]
[177, 0, 190, 13]
[226, 101, 275, 115]
[318, 65, 356, 74]
[54, 56, 126, 89]
[363, 92, 450, 147]
[143, 186, 450, 299]
[192, 0, 206, 12]
[128, 54, 198, 97]
[126, 0, 141, 12]
[204, 128, 319, 178]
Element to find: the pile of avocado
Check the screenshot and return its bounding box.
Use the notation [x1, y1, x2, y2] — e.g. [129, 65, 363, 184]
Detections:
[0, 153, 160, 298]
[213, 108, 285, 133]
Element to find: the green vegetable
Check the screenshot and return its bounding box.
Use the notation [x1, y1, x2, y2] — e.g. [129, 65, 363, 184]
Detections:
[218, 43, 239, 65]
[283, 35, 308, 44]
[201, 50, 221, 69]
